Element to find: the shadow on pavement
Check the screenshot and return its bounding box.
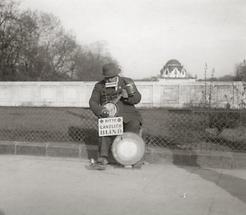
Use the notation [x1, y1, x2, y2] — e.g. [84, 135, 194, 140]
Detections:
[172, 151, 246, 204]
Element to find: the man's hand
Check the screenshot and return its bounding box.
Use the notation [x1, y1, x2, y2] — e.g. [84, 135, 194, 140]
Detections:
[100, 108, 109, 118]
[121, 89, 129, 99]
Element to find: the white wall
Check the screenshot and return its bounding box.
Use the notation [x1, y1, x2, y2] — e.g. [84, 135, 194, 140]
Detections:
[0, 81, 245, 108]
[0, 82, 94, 107]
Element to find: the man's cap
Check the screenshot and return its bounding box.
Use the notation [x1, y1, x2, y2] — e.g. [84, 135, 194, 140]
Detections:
[102, 63, 120, 78]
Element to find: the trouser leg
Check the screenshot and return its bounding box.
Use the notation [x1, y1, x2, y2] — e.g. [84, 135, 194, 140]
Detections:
[99, 136, 115, 158]
[124, 120, 141, 134]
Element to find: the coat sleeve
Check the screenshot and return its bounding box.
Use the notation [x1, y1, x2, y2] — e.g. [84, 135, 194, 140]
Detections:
[89, 83, 103, 117]
[122, 78, 141, 105]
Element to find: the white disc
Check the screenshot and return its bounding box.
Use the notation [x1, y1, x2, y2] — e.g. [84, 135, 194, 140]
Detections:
[117, 139, 138, 160]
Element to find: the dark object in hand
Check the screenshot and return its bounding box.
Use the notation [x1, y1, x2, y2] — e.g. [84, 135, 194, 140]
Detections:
[125, 83, 136, 96]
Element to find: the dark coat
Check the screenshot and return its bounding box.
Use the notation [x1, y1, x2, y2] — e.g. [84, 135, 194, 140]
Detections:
[89, 76, 142, 123]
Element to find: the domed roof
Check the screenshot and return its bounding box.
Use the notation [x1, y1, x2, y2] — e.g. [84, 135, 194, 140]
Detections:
[164, 59, 182, 68]
[163, 59, 183, 72]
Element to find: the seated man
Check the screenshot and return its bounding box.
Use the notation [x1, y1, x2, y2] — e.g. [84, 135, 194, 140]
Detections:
[89, 63, 142, 167]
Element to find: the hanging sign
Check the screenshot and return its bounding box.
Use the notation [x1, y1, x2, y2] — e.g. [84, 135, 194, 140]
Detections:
[98, 117, 123, 136]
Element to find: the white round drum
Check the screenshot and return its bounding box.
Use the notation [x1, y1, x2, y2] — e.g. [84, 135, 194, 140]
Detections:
[112, 132, 145, 166]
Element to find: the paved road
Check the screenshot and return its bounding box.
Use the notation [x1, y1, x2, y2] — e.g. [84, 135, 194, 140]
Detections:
[0, 155, 246, 215]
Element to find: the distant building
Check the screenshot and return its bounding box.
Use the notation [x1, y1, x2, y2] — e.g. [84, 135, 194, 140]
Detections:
[159, 59, 196, 83]
[160, 59, 187, 78]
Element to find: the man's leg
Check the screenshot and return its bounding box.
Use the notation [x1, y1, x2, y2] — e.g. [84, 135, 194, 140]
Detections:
[124, 120, 141, 134]
[99, 136, 111, 157]
[98, 136, 115, 164]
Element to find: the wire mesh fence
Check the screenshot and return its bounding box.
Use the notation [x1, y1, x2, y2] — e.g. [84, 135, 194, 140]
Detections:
[0, 106, 245, 152]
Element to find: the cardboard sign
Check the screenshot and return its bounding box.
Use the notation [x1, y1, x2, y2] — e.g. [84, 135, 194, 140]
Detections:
[98, 117, 123, 137]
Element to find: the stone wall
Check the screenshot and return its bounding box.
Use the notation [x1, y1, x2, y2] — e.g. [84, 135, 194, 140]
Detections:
[0, 81, 245, 108]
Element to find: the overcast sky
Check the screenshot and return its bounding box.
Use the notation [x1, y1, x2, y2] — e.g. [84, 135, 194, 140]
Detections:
[21, 0, 246, 79]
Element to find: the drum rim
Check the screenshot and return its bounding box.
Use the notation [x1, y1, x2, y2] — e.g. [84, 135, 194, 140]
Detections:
[112, 132, 145, 165]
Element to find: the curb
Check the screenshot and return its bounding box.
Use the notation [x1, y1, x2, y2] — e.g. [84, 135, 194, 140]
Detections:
[145, 147, 246, 169]
[0, 141, 98, 158]
[0, 141, 245, 169]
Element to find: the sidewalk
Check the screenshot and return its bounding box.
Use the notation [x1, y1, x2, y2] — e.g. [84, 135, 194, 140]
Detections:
[0, 155, 246, 215]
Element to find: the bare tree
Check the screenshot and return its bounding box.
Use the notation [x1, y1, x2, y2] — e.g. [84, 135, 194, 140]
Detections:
[235, 60, 246, 81]
[0, 0, 118, 81]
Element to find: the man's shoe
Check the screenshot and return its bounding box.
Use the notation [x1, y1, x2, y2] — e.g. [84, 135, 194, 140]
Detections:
[97, 157, 109, 165]
[87, 162, 106, 170]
